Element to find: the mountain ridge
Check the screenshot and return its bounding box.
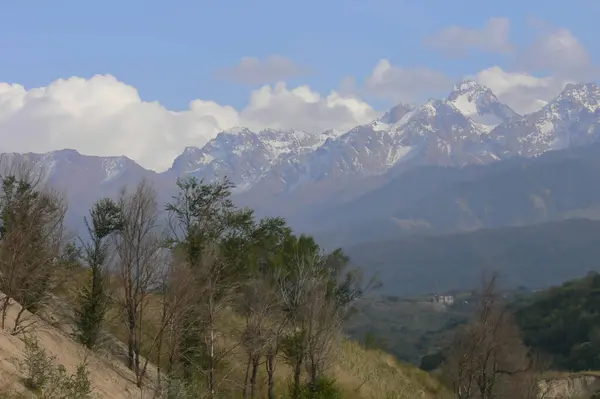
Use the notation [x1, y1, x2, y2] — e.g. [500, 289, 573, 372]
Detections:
[4, 80, 600, 236]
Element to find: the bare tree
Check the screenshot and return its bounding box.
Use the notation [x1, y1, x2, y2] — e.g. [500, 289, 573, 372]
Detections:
[279, 247, 336, 397]
[111, 179, 165, 386]
[238, 278, 283, 399]
[153, 251, 198, 389]
[443, 273, 540, 399]
[0, 158, 68, 333]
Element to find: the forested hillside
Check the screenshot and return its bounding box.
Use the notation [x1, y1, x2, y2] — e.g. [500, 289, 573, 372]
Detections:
[513, 272, 600, 372]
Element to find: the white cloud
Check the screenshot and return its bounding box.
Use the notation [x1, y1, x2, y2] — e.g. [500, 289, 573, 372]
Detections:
[0, 75, 377, 172]
[475, 66, 570, 114]
[519, 27, 598, 80]
[240, 82, 378, 133]
[215, 55, 311, 85]
[425, 17, 513, 57]
[365, 59, 452, 102]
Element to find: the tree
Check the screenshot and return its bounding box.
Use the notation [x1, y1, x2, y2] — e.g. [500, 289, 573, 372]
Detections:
[74, 198, 122, 348]
[112, 180, 165, 386]
[278, 235, 374, 398]
[237, 278, 284, 399]
[165, 176, 253, 396]
[443, 273, 541, 399]
[0, 160, 68, 333]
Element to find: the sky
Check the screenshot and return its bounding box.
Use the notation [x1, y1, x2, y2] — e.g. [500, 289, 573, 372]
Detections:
[0, 0, 599, 171]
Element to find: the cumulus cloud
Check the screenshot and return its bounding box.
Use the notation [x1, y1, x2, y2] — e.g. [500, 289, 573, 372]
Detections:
[215, 55, 311, 85]
[519, 27, 598, 80]
[475, 66, 569, 114]
[425, 17, 513, 57]
[0, 75, 376, 172]
[240, 82, 378, 133]
[365, 59, 452, 102]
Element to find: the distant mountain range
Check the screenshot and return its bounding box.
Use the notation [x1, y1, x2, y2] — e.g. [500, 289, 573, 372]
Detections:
[4, 80, 600, 241]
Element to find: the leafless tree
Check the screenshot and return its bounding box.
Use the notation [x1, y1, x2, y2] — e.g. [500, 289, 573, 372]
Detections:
[152, 250, 198, 392]
[111, 179, 165, 386]
[443, 272, 541, 399]
[238, 278, 283, 399]
[279, 248, 344, 398]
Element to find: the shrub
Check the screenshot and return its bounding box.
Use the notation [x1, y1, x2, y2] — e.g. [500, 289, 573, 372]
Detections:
[294, 376, 342, 399]
[19, 335, 97, 398]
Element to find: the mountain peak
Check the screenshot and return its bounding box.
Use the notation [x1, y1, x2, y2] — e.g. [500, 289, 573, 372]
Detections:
[380, 103, 415, 124]
[451, 79, 488, 94]
[222, 126, 253, 135]
[541, 82, 600, 117]
[556, 82, 600, 102]
[50, 148, 82, 157]
[447, 79, 517, 127]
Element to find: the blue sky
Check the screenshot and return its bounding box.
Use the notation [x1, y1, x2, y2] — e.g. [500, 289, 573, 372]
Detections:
[1, 0, 598, 109]
[0, 0, 598, 170]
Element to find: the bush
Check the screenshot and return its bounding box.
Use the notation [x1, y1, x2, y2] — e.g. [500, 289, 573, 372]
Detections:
[294, 377, 342, 399]
[154, 375, 207, 399]
[19, 335, 97, 399]
[21, 335, 55, 391]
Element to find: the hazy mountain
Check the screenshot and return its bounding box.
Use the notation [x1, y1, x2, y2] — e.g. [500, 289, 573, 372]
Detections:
[346, 218, 600, 296]
[309, 141, 600, 248]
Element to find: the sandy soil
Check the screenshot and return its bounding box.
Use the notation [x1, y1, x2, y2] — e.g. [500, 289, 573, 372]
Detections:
[0, 295, 153, 398]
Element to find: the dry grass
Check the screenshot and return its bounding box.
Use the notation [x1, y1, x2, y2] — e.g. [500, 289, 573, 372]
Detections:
[101, 292, 448, 398]
[0, 270, 449, 399]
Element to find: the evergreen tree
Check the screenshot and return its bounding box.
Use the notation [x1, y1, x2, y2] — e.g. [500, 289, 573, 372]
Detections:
[74, 198, 122, 348]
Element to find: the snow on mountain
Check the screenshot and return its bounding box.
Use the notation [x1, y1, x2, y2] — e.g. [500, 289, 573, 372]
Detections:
[489, 83, 600, 158]
[0, 149, 143, 186]
[4, 80, 600, 213]
[447, 79, 519, 132]
[245, 97, 502, 195]
[169, 127, 343, 192]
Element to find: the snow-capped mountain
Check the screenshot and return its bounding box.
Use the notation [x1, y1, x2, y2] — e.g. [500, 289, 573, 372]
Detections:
[0, 149, 161, 233]
[1, 149, 150, 187]
[3, 79, 600, 229]
[245, 81, 513, 194]
[169, 127, 342, 192]
[490, 82, 600, 158]
[447, 79, 519, 131]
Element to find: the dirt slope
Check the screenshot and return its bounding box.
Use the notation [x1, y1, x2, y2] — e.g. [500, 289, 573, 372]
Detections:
[0, 296, 150, 398]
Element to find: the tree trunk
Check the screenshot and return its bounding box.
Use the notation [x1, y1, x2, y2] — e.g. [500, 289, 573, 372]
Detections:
[1, 296, 9, 329]
[266, 354, 276, 399]
[293, 355, 303, 399]
[127, 311, 135, 370]
[243, 354, 252, 399]
[208, 327, 215, 398]
[250, 354, 260, 398]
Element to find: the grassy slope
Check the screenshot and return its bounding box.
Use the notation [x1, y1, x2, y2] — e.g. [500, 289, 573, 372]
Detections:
[54, 267, 448, 398]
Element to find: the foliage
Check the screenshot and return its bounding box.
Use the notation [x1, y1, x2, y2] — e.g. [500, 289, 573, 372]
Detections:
[74, 198, 122, 349]
[0, 170, 67, 332]
[295, 376, 342, 399]
[344, 294, 476, 365]
[513, 271, 600, 371]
